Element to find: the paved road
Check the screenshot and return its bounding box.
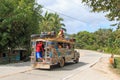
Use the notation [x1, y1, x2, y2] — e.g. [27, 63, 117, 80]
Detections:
[0, 50, 102, 80]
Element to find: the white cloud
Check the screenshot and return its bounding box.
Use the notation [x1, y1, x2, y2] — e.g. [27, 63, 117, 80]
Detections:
[37, 0, 116, 34]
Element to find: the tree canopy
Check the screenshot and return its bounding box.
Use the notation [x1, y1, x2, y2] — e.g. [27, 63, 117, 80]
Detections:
[82, 0, 120, 27]
[0, 0, 65, 53]
[39, 11, 65, 33]
[75, 28, 120, 54]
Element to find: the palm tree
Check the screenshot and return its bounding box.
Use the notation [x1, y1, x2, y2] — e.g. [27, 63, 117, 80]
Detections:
[50, 13, 65, 33]
[39, 12, 66, 33]
[39, 11, 53, 32]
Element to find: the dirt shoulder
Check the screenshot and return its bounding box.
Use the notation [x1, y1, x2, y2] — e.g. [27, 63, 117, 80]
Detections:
[92, 55, 120, 80]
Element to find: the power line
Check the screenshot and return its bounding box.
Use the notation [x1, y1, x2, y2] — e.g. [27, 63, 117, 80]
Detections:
[43, 7, 88, 24]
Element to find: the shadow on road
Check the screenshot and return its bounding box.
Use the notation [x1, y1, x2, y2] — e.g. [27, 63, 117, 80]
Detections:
[37, 61, 88, 71]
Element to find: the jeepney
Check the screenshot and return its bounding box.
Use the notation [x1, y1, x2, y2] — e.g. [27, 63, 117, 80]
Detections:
[30, 33, 80, 69]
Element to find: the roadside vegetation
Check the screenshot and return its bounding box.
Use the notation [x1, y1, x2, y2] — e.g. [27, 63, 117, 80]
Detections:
[81, 0, 120, 74]
[113, 57, 120, 74]
[73, 28, 120, 55]
[0, 0, 120, 66]
[110, 57, 120, 75]
[73, 0, 120, 55]
[0, 0, 65, 54]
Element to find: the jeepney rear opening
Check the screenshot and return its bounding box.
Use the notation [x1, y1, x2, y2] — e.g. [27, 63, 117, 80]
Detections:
[30, 40, 58, 68]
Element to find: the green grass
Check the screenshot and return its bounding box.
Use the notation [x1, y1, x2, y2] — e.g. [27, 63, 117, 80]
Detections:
[113, 57, 120, 74]
[115, 57, 120, 68]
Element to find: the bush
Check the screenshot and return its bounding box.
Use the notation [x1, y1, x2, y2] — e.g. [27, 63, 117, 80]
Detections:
[84, 45, 99, 50]
[114, 57, 120, 69]
[112, 48, 120, 55]
[103, 47, 120, 55]
[103, 47, 113, 53]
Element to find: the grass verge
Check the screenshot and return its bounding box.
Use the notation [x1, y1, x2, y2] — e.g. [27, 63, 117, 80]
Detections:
[112, 57, 120, 74]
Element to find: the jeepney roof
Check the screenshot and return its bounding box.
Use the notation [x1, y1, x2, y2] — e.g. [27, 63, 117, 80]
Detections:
[31, 37, 74, 44]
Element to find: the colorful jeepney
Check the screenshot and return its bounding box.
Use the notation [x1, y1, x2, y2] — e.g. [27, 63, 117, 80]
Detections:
[30, 34, 80, 69]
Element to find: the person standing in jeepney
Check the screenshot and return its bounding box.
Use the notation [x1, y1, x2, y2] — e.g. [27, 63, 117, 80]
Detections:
[57, 29, 64, 38]
[36, 41, 44, 61]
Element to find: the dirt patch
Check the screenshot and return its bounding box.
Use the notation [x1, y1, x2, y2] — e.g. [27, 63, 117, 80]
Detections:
[91, 56, 120, 80]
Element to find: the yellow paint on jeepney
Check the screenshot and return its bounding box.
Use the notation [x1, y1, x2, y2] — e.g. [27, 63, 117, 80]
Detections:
[33, 62, 50, 69]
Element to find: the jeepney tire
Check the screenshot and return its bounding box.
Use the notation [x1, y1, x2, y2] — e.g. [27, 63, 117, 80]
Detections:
[59, 58, 65, 67]
[74, 57, 79, 63]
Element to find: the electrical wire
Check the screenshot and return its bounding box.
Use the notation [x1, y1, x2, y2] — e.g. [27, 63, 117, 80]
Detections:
[42, 7, 88, 24]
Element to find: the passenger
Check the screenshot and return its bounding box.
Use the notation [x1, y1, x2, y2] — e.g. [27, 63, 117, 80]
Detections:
[58, 45, 62, 48]
[57, 29, 64, 38]
[66, 44, 71, 55]
[66, 45, 69, 49]
[66, 44, 70, 49]
[36, 41, 44, 62]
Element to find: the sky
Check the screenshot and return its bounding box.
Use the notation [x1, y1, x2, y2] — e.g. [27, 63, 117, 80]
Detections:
[37, 0, 117, 34]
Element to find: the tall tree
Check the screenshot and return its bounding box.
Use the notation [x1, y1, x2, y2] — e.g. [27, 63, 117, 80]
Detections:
[0, 0, 42, 52]
[94, 29, 113, 47]
[74, 28, 120, 54]
[39, 12, 65, 33]
[50, 13, 65, 33]
[82, 0, 120, 27]
[75, 31, 95, 49]
[114, 29, 120, 48]
[39, 11, 53, 32]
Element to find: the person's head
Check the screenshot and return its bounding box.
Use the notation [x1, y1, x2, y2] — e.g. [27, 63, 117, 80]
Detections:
[39, 41, 42, 44]
[58, 45, 62, 48]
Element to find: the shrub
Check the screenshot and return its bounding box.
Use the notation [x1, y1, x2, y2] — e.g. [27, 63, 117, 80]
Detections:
[114, 57, 120, 69]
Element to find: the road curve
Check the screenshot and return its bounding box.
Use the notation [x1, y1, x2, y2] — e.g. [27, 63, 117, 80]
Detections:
[0, 49, 102, 80]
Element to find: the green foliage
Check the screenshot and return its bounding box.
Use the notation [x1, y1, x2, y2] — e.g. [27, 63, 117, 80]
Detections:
[82, 0, 120, 27]
[0, 0, 42, 52]
[75, 31, 96, 49]
[114, 57, 120, 70]
[112, 57, 120, 75]
[39, 11, 65, 33]
[75, 28, 120, 55]
[94, 29, 113, 47]
[0, 0, 65, 53]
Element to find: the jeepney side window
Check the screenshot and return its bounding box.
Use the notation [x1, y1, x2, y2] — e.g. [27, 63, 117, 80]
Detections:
[66, 43, 70, 49]
[63, 43, 66, 48]
[73, 45, 75, 49]
[47, 41, 53, 46]
[70, 44, 74, 49]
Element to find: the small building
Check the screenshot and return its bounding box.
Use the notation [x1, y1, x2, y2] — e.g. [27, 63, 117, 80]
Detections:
[0, 48, 28, 64]
[11, 48, 27, 62]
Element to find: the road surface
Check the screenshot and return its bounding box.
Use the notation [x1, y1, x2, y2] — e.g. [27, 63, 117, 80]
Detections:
[1, 49, 118, 80]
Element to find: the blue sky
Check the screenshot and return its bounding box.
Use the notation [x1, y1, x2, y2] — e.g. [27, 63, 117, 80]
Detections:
[37, 0, 117, 34]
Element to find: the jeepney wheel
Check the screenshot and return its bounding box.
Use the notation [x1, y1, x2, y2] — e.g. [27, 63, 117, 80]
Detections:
[59, 58, 65, 67]
[74, 57, 79, 63]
